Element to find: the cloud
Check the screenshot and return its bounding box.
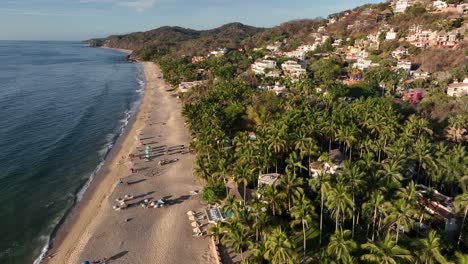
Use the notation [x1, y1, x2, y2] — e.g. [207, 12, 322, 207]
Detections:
[79, 0, 156, 12]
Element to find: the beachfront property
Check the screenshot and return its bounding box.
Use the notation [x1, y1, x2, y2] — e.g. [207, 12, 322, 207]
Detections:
[281, 60, 306, 78]
[393, 0, 414, 13]
[251, 59, 277, 75]
[367, 31, 380, 43]
[447, 78, 468, 97]
[178, 81, 205, 93]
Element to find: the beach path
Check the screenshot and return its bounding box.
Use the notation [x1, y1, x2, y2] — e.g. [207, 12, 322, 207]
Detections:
[46, 62, 215, 264]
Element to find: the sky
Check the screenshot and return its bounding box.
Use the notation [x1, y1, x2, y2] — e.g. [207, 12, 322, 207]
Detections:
[0, 0, 383, 41]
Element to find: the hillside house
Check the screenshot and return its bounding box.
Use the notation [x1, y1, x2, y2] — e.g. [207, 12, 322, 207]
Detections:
[258, 173, 282, 187]
[435, 31, 458, 48]
[210, 48, 228, 57]
[191, 56, 205, 64]
[251, 60, 276, 75]
[266, 44, 281, 52]
[447, 78, 468, 97]
[284, 50, 306, 60]
[396, 60, 413, 73]
[458, 3, 468, 14]
[433, 0, 448, 10]
[386, 28, 398, 40]
[297, 44, 317, 53]
[376, 9, 393, 22]
[353, 58, 374, 71]
[281, 60, 306, 78]
[251, 59, 276, 75]
[367, 32, 380, 43]
[405, 25, 437, 48]
[392, 46, 409, 59]
[402, 88, 424, 103]
[412, 68, 430, 80]
[258, 82, 286, 95]
[394, 0, 414, 13]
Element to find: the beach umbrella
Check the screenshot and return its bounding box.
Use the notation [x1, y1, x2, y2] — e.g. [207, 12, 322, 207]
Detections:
[191, 222, 199, 227]
[82, 261, 90, 264]
[186, 210, 195, 216]
[193, 227, 201, 233]
[188, 215, 196, 221]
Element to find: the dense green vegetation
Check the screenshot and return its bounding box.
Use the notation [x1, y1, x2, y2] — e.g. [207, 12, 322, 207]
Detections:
[91, 1, 468, 262]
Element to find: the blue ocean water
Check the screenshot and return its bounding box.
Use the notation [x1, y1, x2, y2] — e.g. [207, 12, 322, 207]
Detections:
[0, 41, 143, 264]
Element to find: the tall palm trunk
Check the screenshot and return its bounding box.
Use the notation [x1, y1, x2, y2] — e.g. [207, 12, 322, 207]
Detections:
[302, 220, 306, 257]
[458, 206, 467, 248]
[319, 188, 324, 245]
[352, 193, 355, 238]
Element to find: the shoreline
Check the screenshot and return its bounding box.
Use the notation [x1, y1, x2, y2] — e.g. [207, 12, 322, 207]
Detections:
[44, 54, 214, 263]
[42, 50, 143, 262]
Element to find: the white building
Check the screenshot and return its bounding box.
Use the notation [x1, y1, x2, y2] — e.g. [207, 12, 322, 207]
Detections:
[284, 50, 306, 60]
[281, 60, 306, 78]
[396, 60, 412, 72]
[386, 28, 398, 40]
[251, 60, 276, 75]
[258, 82, 286, 95]
[353, 58, 373, 71]
[210, 48, 228, 57]
[266, 44, 281, 52]
[367, 32, 380, 43]
[433, 0, 448, 10]
[447, 78, 468, 97]
[392, 46, 409, 59]
[297, 44, 317, 53]
[178, 81, 205, 93]
[394, 0, 414, 13]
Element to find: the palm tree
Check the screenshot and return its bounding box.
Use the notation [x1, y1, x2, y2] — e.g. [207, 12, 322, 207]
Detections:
[326, 179, 354, 231]
[310, 173, 331, 245]
[416, 230, 449, 264]
[342, 161, 365, 238]
[454, 252, 468, 264]
[384, 199, 417, 244]
[454, 193, 468, 248]
[363, 191, 385, 241]
[264, 227, 298, 264]
[326, 229, 357, 263]
[378, 159, 403, 188]
[221, 220, 252, 261]
[290, 195, 317, 257]
[361, 234, 413, 264]
[208, 223, 222, 244]
[262, 185, 286, 216]
[412, 137, 434, 182]
[279, 170, 304, 211]
[236, 166, 251, 205]
[223, 193, 239, 214]
[268, 130, 287, 173]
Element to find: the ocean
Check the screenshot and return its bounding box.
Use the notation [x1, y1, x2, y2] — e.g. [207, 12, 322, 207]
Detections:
[0, 41, 143, 264]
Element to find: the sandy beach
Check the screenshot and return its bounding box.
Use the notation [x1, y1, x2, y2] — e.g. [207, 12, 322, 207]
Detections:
[45, 61, 215, 264]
